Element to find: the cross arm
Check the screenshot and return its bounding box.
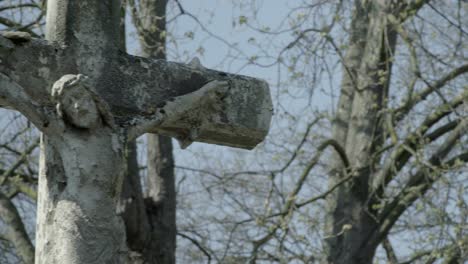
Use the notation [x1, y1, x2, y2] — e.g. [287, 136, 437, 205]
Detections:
[0, 31, 273, 149]
[0, 32, 66, 131]
[115, 55, 273, 149]
[0, 32, 66, 107]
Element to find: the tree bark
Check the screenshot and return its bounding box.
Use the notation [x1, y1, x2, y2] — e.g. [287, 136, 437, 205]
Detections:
[326, 1, 398, 263]
[117, 2, 153, 262]
[145, 135, 176, 264]
[119, 140, 152, 262]
[139, 1, 177, 263]
[128, 0, 177, 263]
[0, 191, 34, 264]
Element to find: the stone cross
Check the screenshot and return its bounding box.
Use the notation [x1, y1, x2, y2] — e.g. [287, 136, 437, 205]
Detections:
[0, 1, 272, 263]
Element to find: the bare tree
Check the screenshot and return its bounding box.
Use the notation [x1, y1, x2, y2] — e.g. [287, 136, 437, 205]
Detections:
[121, 0, 177, 262]
[169, 1, 467, 263]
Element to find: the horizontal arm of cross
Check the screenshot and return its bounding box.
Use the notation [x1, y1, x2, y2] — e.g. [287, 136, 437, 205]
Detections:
[0, 34, 55, 104]
[115, 55, 273, 148]
[0, 33, 64, 131]
[0, 32, 272, 149]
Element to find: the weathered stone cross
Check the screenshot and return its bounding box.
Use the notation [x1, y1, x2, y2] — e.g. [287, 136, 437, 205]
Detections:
[0, 1, 271, 263]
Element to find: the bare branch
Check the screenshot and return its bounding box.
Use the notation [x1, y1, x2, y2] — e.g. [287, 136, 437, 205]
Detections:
[238, 173, 353, 225]
[0, 191, 34, 264]
[0, 137, 39, 185]
[383, 238, 399, 264]
[0, 17, 40, 38]
[0, 3, 41, 13]
[392, 0, 430, 23]
[395, 65, 468, 122]
[398, 236, 468, 264]
[372, 90, 467, 193]
[125, 0, 140, 29]
[275, 116, 323, 173]
[4, 176, 37, 200]
[177, 232, 212, 264]
[248, 139, 349, 261]
[374, 117, 468, 243]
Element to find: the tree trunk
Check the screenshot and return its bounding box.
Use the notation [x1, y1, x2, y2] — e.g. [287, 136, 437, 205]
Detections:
[117, 2, 153, 261]
[126, 0, 177, 263]
[139, 1, 177, 263]
[0, 192, 34, 264]
[326, 1, 398, 263]
[119, 140, 151, 262]
[145, 135, 176, 263]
